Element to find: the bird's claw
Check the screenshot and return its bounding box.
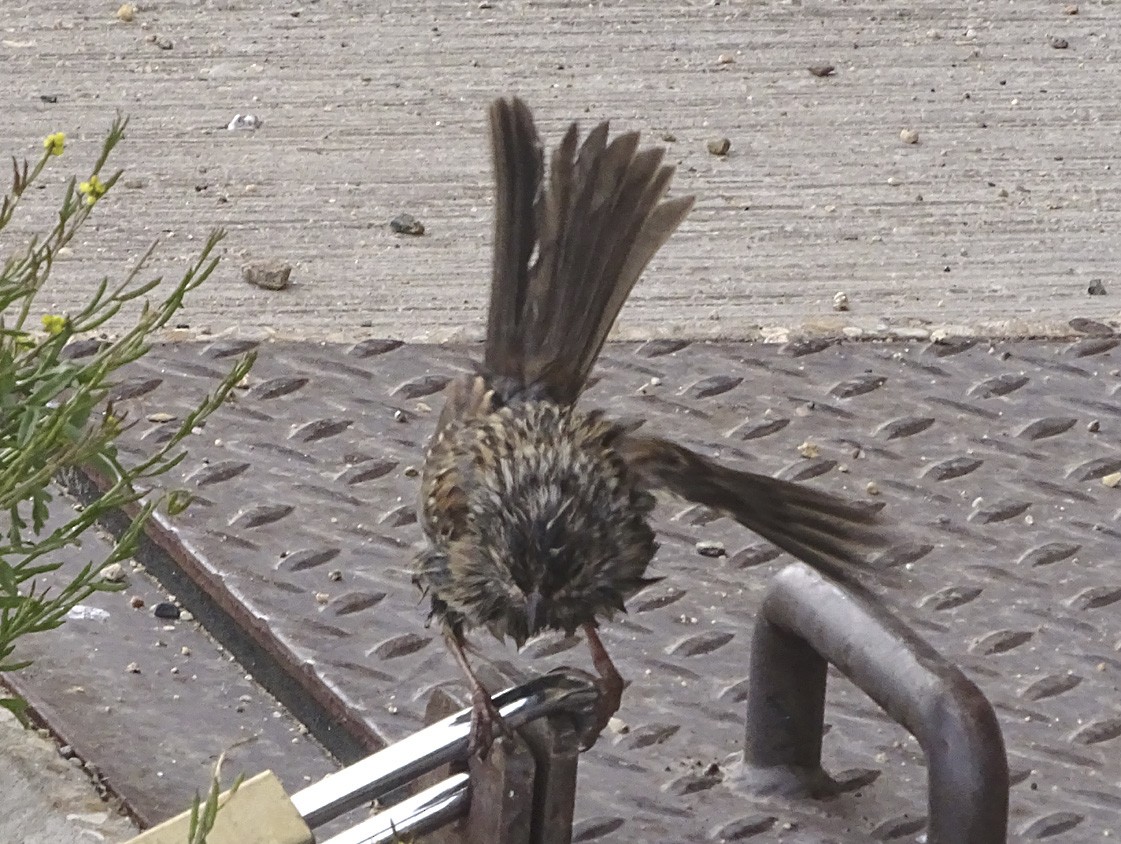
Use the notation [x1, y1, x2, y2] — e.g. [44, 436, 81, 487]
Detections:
[579, 671, 625, 750]
[468, 689, 513, 759]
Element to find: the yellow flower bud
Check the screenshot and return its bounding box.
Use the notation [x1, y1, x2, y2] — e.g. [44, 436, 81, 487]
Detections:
[43, 132, 66, 157]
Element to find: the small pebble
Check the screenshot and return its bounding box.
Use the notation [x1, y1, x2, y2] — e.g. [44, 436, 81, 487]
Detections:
[1087, 279, 1107, 296]
[328, 569, 343, 582]
[608, 717, 630, 734]
[117, 3, 135, 21]
[1102, 472, 1121, 489]
[900, 128, 920, 145]
[706, 137, 730, 156]
[1049, 36, 1069, 49]
[126, 662, 141, 674]
[390, 213, 425, 235]
[181, 646, 191, 656]
[100, 562, 127, 583]
[403, 465, 419, 477]
[832, 291, 850, 312]
[180, 610, 194, 622]
[315, 592, 330, 604]
[716, 53, 735, 65]
[866, 481, 881, 496]
[1063, 3, 1078, 13]
[797, 441, 820, 459]
[1087, 419, 1100, 433]
[147, 412, 175, 423]
[227, 114, 262, 131]
[807, 65, 835, 77]
[695, 540, 726, 558]
[243, 261, 292, 291]
[153, 602, 181, 620]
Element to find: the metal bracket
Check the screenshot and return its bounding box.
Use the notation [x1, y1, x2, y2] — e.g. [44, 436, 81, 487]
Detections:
[292, 667, 597, 844]
[734, 562, 1009, 843]
[416, 664, 583, 844]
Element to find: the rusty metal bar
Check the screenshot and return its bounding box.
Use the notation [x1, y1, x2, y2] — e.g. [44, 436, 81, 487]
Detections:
[738, 562, 1009, 843]
[58, 465, 379, 764]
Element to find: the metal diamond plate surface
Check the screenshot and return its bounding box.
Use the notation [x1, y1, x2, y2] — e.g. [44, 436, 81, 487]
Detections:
[87, 336, 1121, 841]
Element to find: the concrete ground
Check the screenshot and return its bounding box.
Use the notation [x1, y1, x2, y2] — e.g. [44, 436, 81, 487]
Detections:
[2, 0, 1120, 839]
[3, 0, 1120, 346]
[0, 708, 135, 843]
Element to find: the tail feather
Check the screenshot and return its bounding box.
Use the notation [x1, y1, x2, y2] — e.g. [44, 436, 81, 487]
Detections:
[484, 96, 694, 405]
[484, 97, 542, 385]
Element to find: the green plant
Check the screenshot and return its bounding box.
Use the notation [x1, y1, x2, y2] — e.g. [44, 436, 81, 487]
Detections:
[0, 117, 254, 715]
[187, 749, 245, 844]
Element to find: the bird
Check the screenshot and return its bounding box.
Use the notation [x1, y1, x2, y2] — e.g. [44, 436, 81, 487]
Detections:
[413, 96, 885, 756]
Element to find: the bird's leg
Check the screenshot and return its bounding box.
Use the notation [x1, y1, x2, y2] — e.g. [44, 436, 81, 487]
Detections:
[444, 630, 511, 757]
[582, 623, 625, 747]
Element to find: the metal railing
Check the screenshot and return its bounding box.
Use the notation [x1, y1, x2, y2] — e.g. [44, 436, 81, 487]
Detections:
[735, 562, 1009, 843]
[291, 670, 597, 844]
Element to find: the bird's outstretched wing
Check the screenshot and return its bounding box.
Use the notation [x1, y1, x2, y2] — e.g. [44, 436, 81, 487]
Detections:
[617, 433, 888, 582]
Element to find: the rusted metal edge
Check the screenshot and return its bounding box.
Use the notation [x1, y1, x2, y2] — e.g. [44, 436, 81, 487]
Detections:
[57, 465, 379, 766]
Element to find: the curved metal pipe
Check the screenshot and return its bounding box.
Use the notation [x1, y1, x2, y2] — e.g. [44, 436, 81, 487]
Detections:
[738, 563, 1008, 844]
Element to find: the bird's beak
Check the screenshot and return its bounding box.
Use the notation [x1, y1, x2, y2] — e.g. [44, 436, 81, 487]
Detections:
[525, 591, 544, 635]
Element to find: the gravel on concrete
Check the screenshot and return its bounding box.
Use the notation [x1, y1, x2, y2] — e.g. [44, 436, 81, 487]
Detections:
[3, 1, 1119, 344]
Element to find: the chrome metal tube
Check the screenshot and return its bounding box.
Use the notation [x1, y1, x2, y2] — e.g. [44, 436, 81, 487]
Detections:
[291, 670, 596, 828]
[317, 773, 469, 844]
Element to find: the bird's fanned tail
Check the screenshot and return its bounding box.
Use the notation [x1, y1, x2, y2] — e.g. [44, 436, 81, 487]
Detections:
[617, 434, 887, 582]
[484, 97, 694, 406]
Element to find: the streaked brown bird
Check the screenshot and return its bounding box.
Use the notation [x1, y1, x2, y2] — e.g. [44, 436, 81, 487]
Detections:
[414, 97, 883, 754]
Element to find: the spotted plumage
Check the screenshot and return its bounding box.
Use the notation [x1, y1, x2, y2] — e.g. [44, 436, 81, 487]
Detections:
[412, 97, 886, 755]
[418, 390, 658, 647]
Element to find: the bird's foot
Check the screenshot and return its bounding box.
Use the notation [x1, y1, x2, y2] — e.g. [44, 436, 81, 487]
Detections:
[468, 686, 512, 759]
[579, 624, 626, 750]
[580, 669, 624, 750]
